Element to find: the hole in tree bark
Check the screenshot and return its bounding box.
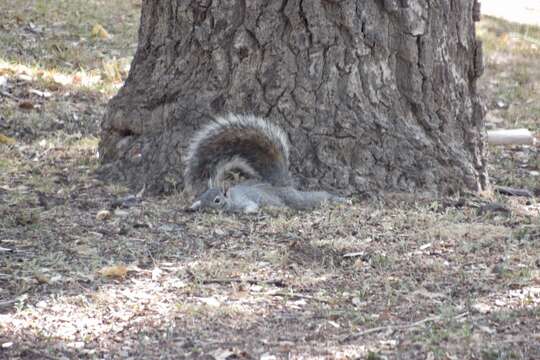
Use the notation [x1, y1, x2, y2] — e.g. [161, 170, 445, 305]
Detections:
[116, 128, 135, 138]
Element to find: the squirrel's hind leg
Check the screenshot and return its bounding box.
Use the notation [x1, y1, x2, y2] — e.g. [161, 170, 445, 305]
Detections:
[226, 186, 261, 213]
[243, 201, 260, 214]
[280, 188, 347, 210]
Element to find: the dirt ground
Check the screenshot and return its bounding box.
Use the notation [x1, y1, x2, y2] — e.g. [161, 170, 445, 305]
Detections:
[0, 1, 539, 359]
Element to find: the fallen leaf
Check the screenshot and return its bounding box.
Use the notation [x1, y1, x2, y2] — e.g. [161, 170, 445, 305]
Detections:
[74, 244, 98, 257]
[353, 258, 365, 270]
[16, 73, 32, 82]
[199, 297, 220, 307]
[478, 325, 496, 334]
[68, 341, 85, 350]
[15, 211, 39, 225]
[472, 302, 492, 314]
[209, 348, 236, 360]
[72, 74, 82, 85]
[113, 209, 130, 217]
[214, 228, 226, 236]
[91, 24, 111, 40]
[35, 273, 50, 284]
[18, 100, 34, 109]
[52, 73, 71, 86]
[151, 267, 163, 280]
[98, 265, 128, 279]
[96, 209, 112, 221]
[351, 297, 366, 307]
[328, 320, 340, 328]
[0, 133, 15, 144]
[414, 289, 446, 300]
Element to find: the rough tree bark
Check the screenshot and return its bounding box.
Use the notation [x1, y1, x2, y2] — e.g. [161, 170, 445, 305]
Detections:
[99, 0, 488, 196]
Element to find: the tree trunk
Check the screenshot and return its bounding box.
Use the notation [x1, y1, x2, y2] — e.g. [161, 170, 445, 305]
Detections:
[99, 0, 488, 196]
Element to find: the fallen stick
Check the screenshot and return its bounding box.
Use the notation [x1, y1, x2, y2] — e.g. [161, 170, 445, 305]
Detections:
[0, 299, 17, 309]
[494, 185, 533, 198]
[487, 129, 536, 146]
[341, 312, 469, 342]
[270, 291, 331, 304]
[200, 278, 287, 287]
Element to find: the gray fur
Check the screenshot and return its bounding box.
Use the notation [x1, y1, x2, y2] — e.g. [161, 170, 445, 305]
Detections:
[209, 156, 258, 188]
[184, 114, 290, 192]
[193, 181, 346, 213]
[185, 114, 347, 213]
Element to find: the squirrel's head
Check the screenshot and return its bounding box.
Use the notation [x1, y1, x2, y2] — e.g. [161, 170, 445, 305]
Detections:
[190, 188, 228, 211]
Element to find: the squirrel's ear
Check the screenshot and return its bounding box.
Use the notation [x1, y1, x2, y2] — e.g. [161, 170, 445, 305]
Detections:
[190, 200, 202, 210]
[222, 183, 230, 195]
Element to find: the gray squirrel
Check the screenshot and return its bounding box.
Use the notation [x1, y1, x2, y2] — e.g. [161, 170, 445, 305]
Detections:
[184, 114, 346, 213]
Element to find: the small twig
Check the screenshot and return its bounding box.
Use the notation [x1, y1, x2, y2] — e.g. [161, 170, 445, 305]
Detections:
[477, 203, 511, 216]
[342, 312, 469, 342]
[200, 278, 287, 287]
[343, 324, 394, 339]
[494, 185, 533, 198]
[0, 299, 18, 309]
[0, 90, 20, 101]
[22, 349, 57, 360]
[270, 292, 331, 304]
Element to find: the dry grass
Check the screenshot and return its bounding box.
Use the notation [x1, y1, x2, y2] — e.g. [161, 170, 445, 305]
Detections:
[478, 16, 540, 191]
[478, 16, 540, 131]
[0, 4, 539, 359]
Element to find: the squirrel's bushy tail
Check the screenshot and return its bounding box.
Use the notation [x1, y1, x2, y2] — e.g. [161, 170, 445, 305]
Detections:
[184, 114, 292, 194]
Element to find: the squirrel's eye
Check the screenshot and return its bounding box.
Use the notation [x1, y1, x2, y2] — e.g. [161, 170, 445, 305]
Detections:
[214, 197, 221, 204]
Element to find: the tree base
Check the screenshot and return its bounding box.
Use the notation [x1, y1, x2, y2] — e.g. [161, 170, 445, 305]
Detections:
[99, 0, 489, 196]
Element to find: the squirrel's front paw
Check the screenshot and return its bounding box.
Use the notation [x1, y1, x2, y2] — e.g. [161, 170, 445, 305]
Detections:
[333, 196, 351, 205]
[243, 203, 260, 214]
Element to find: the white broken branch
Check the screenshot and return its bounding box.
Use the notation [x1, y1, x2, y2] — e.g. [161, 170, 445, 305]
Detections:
[487, 129, 536, 146]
